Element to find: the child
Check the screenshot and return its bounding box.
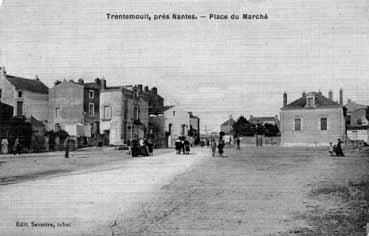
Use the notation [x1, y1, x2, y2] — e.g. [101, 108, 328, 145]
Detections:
[328, 142, 335, 156]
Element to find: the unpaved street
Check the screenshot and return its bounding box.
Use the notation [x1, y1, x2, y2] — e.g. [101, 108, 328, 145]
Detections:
[0, 146, 368, 236]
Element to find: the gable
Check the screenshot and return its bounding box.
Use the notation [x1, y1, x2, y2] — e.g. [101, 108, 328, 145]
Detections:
[6, 75, 48, 94]
[282, 92, 341, 110]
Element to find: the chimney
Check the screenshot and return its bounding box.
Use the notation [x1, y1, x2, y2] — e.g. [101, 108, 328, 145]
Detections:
[339, 88, 343, 105]
[283, 91, 287, 107]
[137, 84, 143, 93]
[101, 78, 106, 90]
[302, 91, 306, 97]
[328, 90, 333, 100]
[35, 75, 40, 81]
[152, 87, 157, 94]
[95, 78, 101, 85]
[144, 86, 149, 92]
[54, 80, 61, 86]
[78, 78, 84, 85]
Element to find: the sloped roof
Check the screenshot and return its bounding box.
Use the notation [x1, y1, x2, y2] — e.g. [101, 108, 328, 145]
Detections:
[6, 75, 48, 94]
[281, 92, 341, 110]
[344, 101, 367, 113]
[250, 116, 278, 123]
[162, 105, 175, 112]
[221, 118, 235, 126]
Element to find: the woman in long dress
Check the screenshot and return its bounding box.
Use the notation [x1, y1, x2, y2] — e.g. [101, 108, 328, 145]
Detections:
[1, 138, 9, 154]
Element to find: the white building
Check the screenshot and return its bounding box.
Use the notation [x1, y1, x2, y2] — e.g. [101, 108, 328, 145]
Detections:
[164, 106, 190, 147]
[0, 66, 48, 122]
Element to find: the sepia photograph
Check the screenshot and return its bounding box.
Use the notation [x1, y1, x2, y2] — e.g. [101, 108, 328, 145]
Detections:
[0, 0, 369, 235]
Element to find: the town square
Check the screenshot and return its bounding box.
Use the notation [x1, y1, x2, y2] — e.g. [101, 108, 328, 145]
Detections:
[1, 0, 369, 235]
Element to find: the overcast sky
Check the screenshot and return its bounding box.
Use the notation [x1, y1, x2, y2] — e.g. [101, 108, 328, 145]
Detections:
[1, 0, 369, 132]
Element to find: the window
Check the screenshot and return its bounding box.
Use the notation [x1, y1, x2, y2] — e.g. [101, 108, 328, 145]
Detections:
[16, 101, 23, 115]
[0, 89, 2, 99]
[134, 106, 139, 120]
[55, 108, 60, 118]
[89, 90, 94, 99]
[307, 97, 313, 107]
[295, 118, 302, 131]
[168, 124, 172, 134]
[320, 117, 327, 130]
[173, 111, 176, 117]
[18, 91, 22, 98]
[103, 106, 112, 120]
[89, 103, 94, 116]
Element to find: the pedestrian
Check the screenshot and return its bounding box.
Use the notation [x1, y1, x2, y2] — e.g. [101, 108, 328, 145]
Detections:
[255, 124, 264, 147]
[211, 139, 217, 157]
[236, 137, 241, 150]
[335, 139, 345, 156]
[44, 136, 49, 152]
[184, 139, 190, 154]
[175, 138, 181, 154]
[218, 138, 224, 157]
[64, 136, 70, 158]
[1, 138, 9, 154]
[13, 138, 20, 155]
[147, 139, 154, 156]
[328, 142, 335, 156]
[181, 137, 186, 154]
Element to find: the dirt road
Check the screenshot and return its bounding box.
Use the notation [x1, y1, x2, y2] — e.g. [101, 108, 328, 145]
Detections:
[1, 146, 368, 236]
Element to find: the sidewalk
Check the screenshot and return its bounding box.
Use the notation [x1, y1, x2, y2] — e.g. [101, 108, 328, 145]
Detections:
[0, 147, 174, 185]
[0, 146, 117, 159]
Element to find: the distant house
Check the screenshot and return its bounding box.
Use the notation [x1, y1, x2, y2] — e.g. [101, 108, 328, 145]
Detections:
[249, 115, 280, 128]
[344, 99, 369, 143]
[280, 91, 345, 146]
[48, 78, 102, 146]
[142, 86, 166, 147]
[164, 106, 190, 148]
[220, 116, 235, 135]
[0, 102, 13, 139]
[99, 84, 149, 146]
[0, 66, 48, 122]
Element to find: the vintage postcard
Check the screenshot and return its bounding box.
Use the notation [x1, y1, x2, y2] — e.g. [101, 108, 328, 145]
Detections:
[0, 0, 369, 235]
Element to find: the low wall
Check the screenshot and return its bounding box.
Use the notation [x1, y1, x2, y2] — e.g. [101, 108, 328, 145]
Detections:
[240, 136, 281, 145]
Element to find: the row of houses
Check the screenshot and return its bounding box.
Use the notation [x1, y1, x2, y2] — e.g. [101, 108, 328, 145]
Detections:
[220, 89, 368, 146]
[220, 115, 280, 135]
[0, 66, 200, 150]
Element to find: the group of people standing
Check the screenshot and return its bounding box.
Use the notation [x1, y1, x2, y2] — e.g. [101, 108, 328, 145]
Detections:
[1, 137, 21, 155]
[210, 138, 225, 157]
[175, 136, 191, 155]
[130, 138, 154, 157]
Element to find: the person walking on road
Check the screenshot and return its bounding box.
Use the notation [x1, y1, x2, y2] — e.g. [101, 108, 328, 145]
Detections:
[335, 139, 345, 156]
[184, 139, 190, 154]
[147, 139, 154, 156]
[175, 138, 182, 154]
[64, 136, 70, 158]
[211, 139, 217, 157]
[13, 138, 21, 155]
[236, 137, 241, 150]
[218, 138, 225, 157]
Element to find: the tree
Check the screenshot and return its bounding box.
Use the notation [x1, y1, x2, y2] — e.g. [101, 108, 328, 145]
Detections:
[232, 116, 256, 136]
[263, 123, 280, 137]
